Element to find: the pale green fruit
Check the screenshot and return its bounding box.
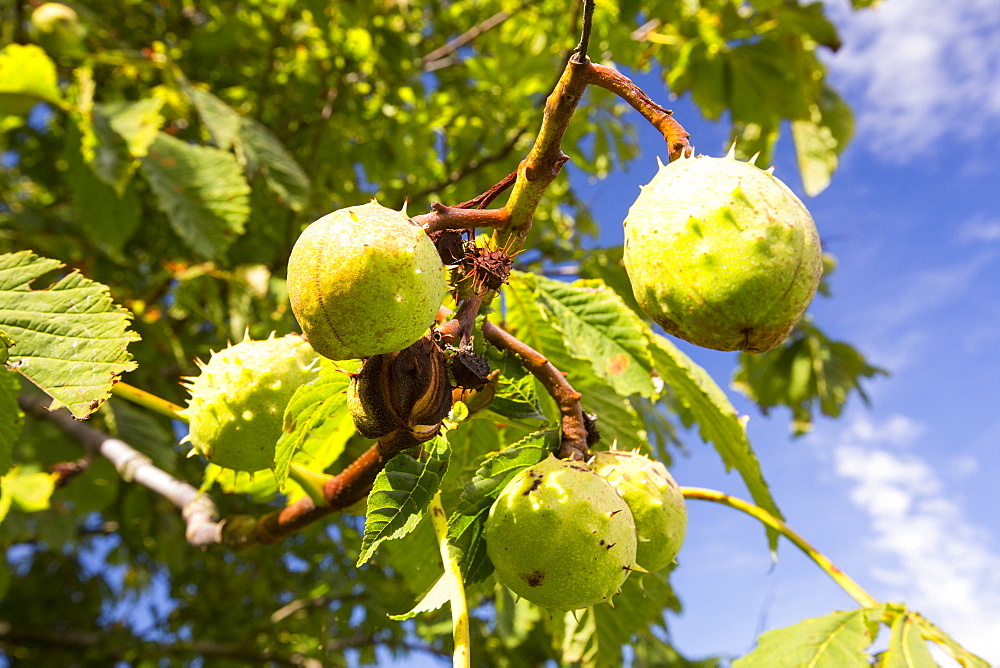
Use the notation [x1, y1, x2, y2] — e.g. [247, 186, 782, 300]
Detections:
[286, 201, 447, 361]
[181, 334, 321, 472]
[624, 153, 822, 353]
[485, 455, 637, 611]
[590, 450, 687, 572]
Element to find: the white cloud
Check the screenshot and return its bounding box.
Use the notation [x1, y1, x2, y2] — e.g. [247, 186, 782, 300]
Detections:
[825, 0, 1000, 159]
[830, 414, 1000, 663]
[959, 214, 1000, 243]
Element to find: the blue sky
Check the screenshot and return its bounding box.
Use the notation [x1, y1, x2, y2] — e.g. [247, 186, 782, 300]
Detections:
[568, 0, 1000, 662]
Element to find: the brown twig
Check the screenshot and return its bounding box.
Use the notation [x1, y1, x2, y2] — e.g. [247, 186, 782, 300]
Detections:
[453, 168, 519, 210]
[435, 294, 487, 348]
[412, 202, 511, 234]
[51, 455, 94, 487]
[250, 432, 418, 545]
[572, 0, 596, 62]
[480, 319, 589, 460]
[584, 62, 691, 161]
[422, 9, 513, 71]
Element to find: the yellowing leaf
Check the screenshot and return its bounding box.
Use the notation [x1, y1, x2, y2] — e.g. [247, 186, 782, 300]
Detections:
[884, 612, 937, 668]
[0, 44, 65, 115]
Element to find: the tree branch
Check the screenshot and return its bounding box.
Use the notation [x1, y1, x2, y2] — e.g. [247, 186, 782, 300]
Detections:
[412, 202, 511, 234]
[408, 129, 527, 210]
[422, 10, 513, 72]
[18, 394, 225, 548]
[17, 393, 418, 549]
[480, 319, 589, 460]
[0, 620, 446, 665]
[572, 0, 596, 62]
[584, 63, 692, 162]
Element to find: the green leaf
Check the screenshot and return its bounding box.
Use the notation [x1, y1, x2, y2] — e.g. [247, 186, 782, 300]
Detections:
[357, 435, 451, 566]
[793, 85, 854, 196]
[503, 273, 649, 452]
[78, 108, 133, 195]
[445, 430, 555, 583]
[571, 570, 682, 667]
[562, 604, 600, 665]
[650, 332, 783, 548]
[0, 251, 140, 419]
[209, 363, 356, 502]
[64, 121, 141, 257]
[0, 370, 22, 476]
[1, 329, 12, 364]
[273, 362, 354, 490]
[725, 40, 814, 125]
[99, 98, 165, 160]
[532, 273, 655, 398]
[884, 612, 937, 668]
[731, 121, 780, 169]
[482, 346, 545, 422]
[139, 132, 251, 259]
[733, 319, 887, 436]
[186, 85, 310, 209]
[578, 246, 644, 319]
[388, 573, 450, 621]
[235, 116, 311, 211]
[381, 509, 447, 602]
[733, 608, 877, 667]
[185, 85, 242, 150]
[77, 98, 164, 195]
[0, 44, 65, 115]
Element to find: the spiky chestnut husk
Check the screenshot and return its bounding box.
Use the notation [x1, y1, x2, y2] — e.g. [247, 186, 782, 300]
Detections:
[287, 201, 447, 361]
[347, 335, 451, 442]
[485, 455, 637, 611]
[623, 151, 822, 353]
[180, 334, 320, 472]
[589, 450, 687, 572]
[451, 244, 513, 300]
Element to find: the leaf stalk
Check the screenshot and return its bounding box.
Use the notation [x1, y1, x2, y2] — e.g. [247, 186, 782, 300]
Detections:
[681, 486, 879, 608]
[430, 492, 471, 668]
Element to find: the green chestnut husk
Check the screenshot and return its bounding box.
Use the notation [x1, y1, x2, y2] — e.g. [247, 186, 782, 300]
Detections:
[624, 152, 822, 353]
[180, 333, 321, 473]
[589, 450, 687, 572]
[485, 455, 637, 611]
[287, 201, 447, 361]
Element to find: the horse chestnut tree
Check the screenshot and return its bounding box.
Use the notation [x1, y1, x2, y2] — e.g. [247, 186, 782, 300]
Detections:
[2, 1, 976, 667]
